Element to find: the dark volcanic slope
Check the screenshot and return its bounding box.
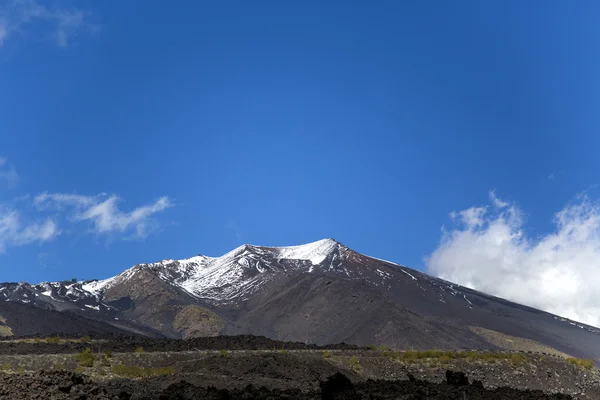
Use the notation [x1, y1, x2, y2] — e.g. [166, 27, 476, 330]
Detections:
[0, 302, 130, 337]
[0, 239, 598, 363]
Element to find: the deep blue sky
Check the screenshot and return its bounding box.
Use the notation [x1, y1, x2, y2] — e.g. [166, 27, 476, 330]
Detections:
[0, 0, 599, 283]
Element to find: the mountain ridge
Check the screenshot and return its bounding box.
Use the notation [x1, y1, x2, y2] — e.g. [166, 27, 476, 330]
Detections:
[0, 238, 598, 363]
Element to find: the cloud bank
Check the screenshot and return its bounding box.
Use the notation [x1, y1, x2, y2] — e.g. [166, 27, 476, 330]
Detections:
[0, 0, 87, 48]
[426, 191, 600, 328]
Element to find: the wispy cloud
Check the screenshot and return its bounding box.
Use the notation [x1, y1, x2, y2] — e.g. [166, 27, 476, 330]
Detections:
[0, 0, 88, 48]
[426, 190, 600, 328]
[0, 207, 58, 253]
[548, 171, 565, 181]
[35, 192, 173, 239]
[0, 157, 19, 187]
[225, 220, 242, 241]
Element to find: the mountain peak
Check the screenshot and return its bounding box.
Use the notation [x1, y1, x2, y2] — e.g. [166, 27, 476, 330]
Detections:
[263, 238, 343, 262]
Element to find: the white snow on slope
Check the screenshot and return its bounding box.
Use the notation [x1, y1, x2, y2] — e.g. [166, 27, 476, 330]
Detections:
[364, 254, 419, 281]
[82, 277, 116, 296]
[271, 238, 338, 261]
[41, 239, 434, 306]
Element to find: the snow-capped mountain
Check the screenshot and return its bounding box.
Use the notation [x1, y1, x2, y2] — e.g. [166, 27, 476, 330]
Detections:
[0, 238, 599, 362]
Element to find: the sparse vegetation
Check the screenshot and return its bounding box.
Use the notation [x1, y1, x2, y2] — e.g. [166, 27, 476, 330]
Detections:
[1, 363, 11, 371]
[134, 346, 145, 354]
[349, 355, 361, 372]
[76, 348, 96, 368]
[111, 364, 175, 378]
[34, 338, 41, 343]
[104, 350, 112, 359]
[79, 336, 91, 343]
[45, 336, 61, 344]
[567, 357, 594, 370]
[0, 325, 13, 337]
[387, 350, 529, 366]
[219, 349, 229, 357]
[323, 350, 332, 359]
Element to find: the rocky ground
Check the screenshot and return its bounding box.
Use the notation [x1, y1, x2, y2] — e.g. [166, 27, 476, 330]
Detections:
[0, 335, 596, 399]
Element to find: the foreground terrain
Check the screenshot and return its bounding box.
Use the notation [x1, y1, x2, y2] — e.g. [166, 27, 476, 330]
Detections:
[0, 335, 596, 399]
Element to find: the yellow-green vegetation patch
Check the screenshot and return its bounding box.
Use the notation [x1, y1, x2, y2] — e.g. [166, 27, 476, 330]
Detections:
[45, 336, 62, 344]
[567, 357, 595, 370]
[79, 336, 91, 343]
[76, 348, 96, 368]
[390, 350, 527, 366]
[134, 346, 145, 354]
[219, 349, 229, 357]
[111, 364, 175, 378]
[349, 355, 361, 372]
[0, 325, 13, 337]
[173, 305, 225, 338]
[323, 350, 332, 359]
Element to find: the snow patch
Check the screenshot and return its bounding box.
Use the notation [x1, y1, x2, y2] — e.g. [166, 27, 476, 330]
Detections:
[399, 269, 417, 281]
[310, 255, 327, 265]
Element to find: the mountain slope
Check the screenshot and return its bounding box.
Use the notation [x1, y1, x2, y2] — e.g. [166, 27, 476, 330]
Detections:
[0, 301, 130, 337]
[1, 238, 599, 362]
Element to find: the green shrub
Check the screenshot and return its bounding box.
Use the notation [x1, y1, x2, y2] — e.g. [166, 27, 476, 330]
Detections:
[1, 363, 11, 371]
[76, 348, 96, 368]
[34, 338, 41, 344]
[219, 349, 229, 357]
[111, 364, 175, 378]
[367, 344, 376, 350]
[323, 350, 332, 359]
[17, 367, 24, 374]
[134, 346, 145, 354]
[104, 350, 112, 359]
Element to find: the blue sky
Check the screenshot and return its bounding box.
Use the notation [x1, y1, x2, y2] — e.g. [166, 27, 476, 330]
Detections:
[2, 1, 600, 324]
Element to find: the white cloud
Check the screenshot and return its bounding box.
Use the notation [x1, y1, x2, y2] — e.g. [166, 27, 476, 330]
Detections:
[0, 0, 87, 48]
[35, 192, 173, 239]
[34, 192, 99, 209]
[426, 192, 600, 328]
[489, 190, 509, 209]
[0, 208, 58, 253]
[0, 157, 19, 186]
